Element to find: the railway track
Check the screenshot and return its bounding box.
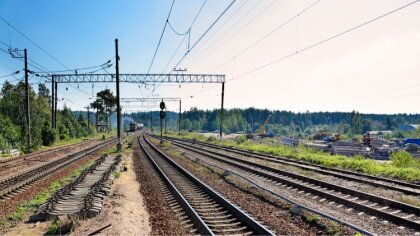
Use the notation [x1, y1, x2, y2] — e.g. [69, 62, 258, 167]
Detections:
[138, 135, 274, 235]
[162, 136, 420, 195]
[0, 138, 117, 202]
[159, 136, 420, 231]
[0, 139, 98, 166]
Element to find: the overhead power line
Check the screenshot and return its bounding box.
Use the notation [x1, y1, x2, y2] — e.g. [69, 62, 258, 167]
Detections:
[147, 0, 207, 97]
[32, 59, 113, 74]
[231, 0, 420, 82]
[0, 16, 71, 70]
[160, 0, 207, 74]
[0, 70, 20, 78]
[210, 0, 322, 72]
[186, 0, 275, 67]
[185, 0, 419, 101]
[146, 0, 176, 74]
[171, 0, 237, 70]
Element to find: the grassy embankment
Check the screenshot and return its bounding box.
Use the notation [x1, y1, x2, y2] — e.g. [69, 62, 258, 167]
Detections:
[166, 132, 420, 183]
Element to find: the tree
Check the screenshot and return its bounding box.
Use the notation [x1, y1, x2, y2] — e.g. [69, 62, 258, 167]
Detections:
[385, 117, 393, 130]
[90, 89, 116, 132]
[38, 83, 51, 105]
[350, 110, 362, 134]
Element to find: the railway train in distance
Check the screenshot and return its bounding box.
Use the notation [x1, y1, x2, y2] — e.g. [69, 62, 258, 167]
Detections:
[129, 122, 144, 132]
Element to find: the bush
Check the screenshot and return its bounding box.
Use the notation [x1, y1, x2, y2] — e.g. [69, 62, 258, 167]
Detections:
[41, 123, 58, 146]
[391, 151, 414, 168]
[207, 136, 217, 142]
[236, 135, 246, 144]
[59, 134, 69, 140]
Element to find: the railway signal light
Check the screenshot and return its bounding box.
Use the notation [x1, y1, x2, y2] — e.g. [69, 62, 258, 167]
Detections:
[160, 110, 165, 119]
[160, 101, 165, 110]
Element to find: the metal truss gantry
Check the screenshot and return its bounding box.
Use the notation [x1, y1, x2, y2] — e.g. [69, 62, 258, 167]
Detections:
[51, 72, 226, 145]
[121, 97, 182, 134]
[54, 74, 225, 84]
[50, 39, 226, 152]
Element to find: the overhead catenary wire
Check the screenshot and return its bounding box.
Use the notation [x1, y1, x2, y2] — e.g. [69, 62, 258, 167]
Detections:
[186, 0, 275, 67]
[0, 17, 109, 99]
[184, 0, 419, 102]
[183, 0, 251, 65]
[160, 0, 207, 74]
[32, 59, 113, 74]
[147, 0, 207, 96]
[0, 16, 71, 70]
[170, 0, 237, 71]
[148, 0, 236, 99]
[210, 0, 322, 72]
[146, 0, 176, 75]
[230, 0, 420, 82]
[0, 70, 20, 79]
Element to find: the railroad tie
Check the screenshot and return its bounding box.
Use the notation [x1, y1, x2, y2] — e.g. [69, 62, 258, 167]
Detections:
[29, 155, 122, 222]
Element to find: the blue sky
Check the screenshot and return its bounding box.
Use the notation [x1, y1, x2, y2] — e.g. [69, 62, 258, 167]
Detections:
[1, 0, 419, 114]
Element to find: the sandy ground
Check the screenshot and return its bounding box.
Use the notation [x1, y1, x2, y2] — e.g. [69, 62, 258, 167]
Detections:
[3, 222, 51, 236]
[71, 152, 151, 235]
[199, 132, 242, 139]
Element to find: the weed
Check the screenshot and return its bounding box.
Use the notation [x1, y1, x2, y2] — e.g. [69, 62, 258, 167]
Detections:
[46, 219, 61, 235]
[113, 171, 121, 178]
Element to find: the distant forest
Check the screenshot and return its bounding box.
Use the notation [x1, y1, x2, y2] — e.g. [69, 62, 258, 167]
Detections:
[128, 107, 420, 137]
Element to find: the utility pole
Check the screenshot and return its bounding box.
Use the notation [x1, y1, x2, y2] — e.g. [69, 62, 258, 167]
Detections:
[24, 49, 31, 146]
[164, 106, 167, 134]
[150, 111, 153, 133]
[115, 38, 121, 152]
[220, 82, 225, 139]
[51, 75, 55, 128]
[86, 106, 91, 132]
[54, 81, 57, 129]
[160, 113, 163, 142]
[178, 100, 181, 134]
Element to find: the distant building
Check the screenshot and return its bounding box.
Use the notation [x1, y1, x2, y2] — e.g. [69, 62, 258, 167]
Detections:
[368, 130, 392, 139]
[397, 124, 419, 132]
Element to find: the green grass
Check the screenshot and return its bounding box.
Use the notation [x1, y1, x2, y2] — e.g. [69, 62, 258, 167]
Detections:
[167, 132, 420, 182]
[112, 171, 121, 178]
[45, 219, 61, 235]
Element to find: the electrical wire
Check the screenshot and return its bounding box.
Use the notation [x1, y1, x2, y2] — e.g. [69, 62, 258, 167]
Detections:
[186, 0, 274, 67]
[0, 61, 18, 72]
[210, 0, 322, 72]
[231, 0, 420, 82]
[0, 70, 20, 78]
[0, 16, 71, 70]
[32, 59, 112, 74]
[185, 0, 257, 66]
[146, 0, 175, 74]
[147, 0, 208, 97]
[171, 0, 237, 70]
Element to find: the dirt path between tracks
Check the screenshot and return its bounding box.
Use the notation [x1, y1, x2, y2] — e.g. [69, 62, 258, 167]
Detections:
[72, 151, 151, 235]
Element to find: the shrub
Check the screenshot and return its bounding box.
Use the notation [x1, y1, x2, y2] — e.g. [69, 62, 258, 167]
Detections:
[41, 123, 58, 146]
[59, 134, 69, 140]
[391, 151, 414, 168]
[207, 136, 217, 142]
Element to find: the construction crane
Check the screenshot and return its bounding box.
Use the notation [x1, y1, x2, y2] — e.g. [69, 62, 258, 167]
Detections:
[257, 114, 272, 136]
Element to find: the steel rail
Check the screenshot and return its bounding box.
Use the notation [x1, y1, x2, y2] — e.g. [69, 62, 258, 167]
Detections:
[183, 150, 374, 235]
[162, 136, 420, 230]
[165, 136, 420, 190]
[138, 136, 213, 235]
[0, 139, 98, 165]
[141, 135, 275, 235]
[0, 138, 117, 198]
